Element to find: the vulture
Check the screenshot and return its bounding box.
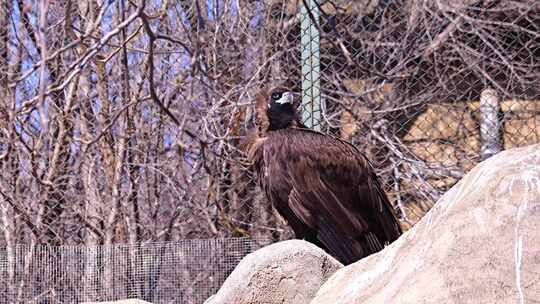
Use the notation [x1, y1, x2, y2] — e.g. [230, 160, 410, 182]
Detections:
[245, 86, 402, 265]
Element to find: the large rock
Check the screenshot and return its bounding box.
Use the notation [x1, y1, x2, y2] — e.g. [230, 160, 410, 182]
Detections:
[312, 144, 540, 304]
[205, 239, 342, 304]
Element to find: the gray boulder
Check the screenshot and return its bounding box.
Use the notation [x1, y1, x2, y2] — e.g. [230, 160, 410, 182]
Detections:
[205, 239, 342, 304]
[311, 144, 540, 304]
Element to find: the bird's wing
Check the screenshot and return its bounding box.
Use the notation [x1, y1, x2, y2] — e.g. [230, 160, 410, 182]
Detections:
[265, 128, 402, 263]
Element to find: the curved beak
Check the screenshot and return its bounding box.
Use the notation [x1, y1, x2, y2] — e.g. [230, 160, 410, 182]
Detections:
[275, 92, 295, 105]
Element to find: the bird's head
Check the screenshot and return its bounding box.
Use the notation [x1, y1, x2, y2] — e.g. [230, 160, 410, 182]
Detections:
[257, 87, 302, 131]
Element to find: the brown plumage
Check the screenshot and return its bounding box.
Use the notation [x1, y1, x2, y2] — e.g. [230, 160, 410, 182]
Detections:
[246, 86, 402, 265]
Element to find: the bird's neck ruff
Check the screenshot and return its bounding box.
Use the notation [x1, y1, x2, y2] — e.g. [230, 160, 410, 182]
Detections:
[267, 106, 300, 131]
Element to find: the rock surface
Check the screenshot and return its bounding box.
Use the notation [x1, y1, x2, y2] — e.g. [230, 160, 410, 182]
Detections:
[205, 239, 342, 304]
[311, 144, 540, 304]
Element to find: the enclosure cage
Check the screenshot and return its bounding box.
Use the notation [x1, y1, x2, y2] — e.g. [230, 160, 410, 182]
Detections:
[0, 0, 539, 302]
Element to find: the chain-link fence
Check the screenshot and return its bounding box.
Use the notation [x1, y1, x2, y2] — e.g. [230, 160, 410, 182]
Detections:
[297, 0, 540, 226]
[0, 0, 539, 302]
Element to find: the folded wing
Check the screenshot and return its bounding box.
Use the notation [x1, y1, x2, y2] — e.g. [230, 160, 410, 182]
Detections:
[261, 128, 402, 264]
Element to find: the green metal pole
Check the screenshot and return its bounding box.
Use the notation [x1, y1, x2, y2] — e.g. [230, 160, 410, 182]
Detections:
[300, 0, 321, 131]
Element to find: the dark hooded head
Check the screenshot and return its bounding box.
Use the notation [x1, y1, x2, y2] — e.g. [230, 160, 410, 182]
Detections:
[263, 87, 302, 131]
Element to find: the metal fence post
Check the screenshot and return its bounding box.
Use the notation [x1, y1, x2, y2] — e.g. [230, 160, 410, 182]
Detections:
[300, 0, 322, 131]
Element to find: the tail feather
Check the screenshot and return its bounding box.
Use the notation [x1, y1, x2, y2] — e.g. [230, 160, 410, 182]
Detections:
[316, 217, 389, 265]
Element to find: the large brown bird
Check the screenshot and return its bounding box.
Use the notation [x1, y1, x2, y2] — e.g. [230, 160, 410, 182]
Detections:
[246, 86, 402, 265]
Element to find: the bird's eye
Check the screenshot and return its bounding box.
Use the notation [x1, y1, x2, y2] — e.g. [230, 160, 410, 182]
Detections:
[271, 92, 282, 101]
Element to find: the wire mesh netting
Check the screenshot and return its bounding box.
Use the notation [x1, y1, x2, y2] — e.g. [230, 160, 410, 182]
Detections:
[0, 238, 267, 303]
[0, 0, 539, 303]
